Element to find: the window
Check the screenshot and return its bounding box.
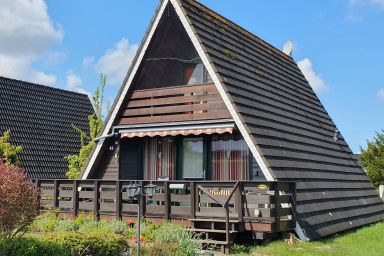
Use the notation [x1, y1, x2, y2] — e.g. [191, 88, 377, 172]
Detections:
[182, 138, 204, 179]
[184, 63, 212, 85]
[211, 134, 249, 180]
[143, 137, 176, 180]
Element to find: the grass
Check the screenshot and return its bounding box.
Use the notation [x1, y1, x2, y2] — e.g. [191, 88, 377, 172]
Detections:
[230, 222, 384, 256]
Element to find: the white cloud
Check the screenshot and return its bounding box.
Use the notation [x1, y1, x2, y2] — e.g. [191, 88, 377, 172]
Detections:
[34, 71, 57, 86]
[378, 88, 384, 101]
[349, 0, 384, 9]
[297, 58, 327, 93]
[84, 38, 138, 84]
[0, 0, 63, 85]
[65, 71, 90, 96]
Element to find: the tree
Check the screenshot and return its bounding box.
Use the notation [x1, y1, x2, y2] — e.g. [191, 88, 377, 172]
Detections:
[0, 130, 23, 166]
[360, 130, 384, 188]
[65, 74, 107, 179]
[0, 161, 40, 239]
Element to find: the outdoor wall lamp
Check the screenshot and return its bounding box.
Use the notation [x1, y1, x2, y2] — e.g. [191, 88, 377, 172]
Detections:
[123, 181, 157, 256]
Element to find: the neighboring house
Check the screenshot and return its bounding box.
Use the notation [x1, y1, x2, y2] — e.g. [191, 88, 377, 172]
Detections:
[81, 0, 384, 241]
[0, 76, 94, 179]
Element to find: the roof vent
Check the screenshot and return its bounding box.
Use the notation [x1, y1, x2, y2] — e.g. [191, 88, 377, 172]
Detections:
[333, 130, 340, 143]
[282, 41, 293, 56]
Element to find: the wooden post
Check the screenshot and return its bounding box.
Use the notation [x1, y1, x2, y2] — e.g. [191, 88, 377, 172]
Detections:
[115, 180, 122, 220]
[72, 180, 79, 217]
[164, 181, 170, 220]
[190, 181, 196, 219]
[236, 182, 244, 223]
[225, 203, 230, 244]
[35, 180, 41, 210]
[53, 180, 59, 209]
[93, 180, 100, 219]
[274, 182, 281, 232]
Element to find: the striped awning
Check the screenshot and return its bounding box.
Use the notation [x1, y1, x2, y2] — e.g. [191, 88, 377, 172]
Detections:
[120, 127, 234, 138]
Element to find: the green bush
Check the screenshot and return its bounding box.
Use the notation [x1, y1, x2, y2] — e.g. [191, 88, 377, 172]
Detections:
[153, 222, 203, 256]
[131, 241, 180, 256]
[29, 211, 61, 232]
[0, 236, 68, 256]
[0, 230, 129, 256]
[41, 231, 129, 256]
[30, 211, 133, 236]
[27, 214, 205, 256]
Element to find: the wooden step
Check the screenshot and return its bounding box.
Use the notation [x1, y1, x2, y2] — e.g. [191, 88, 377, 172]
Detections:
[189, 228, 238, 234]
[195, 239, 229, 245]
[189, 218, 241, 223]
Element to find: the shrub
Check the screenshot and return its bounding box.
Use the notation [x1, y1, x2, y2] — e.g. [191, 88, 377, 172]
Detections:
[0, 230, 129, 256]
[0, 162, 40, 239]
[29, 211, 60, 233]
[40, 231, 129, 256]
[65, 74, 106, 179]
[31, 211, 133, 236]
[0, 130, 23, 166]
[131, 241, 180, 256]
[153, 222, 203, 256]
[360, 130, 384, 187]
[0, 236, 68, 256]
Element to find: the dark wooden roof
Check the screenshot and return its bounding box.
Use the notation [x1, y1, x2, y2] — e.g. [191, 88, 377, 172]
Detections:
[0, 76, 94, 179]
[178, 0, 384, 239]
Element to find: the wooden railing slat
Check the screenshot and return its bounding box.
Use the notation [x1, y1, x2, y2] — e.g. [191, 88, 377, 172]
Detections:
[127, 93, 222, 108]
[123, 102, 227, 116]
[130, 84, 216, 99]
[119, 111, 231, 125]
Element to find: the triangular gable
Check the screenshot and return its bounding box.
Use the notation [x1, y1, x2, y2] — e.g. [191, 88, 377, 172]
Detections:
[82, 0, 274, 182]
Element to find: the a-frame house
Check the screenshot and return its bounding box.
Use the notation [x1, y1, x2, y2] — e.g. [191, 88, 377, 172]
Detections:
[81, 0, 384, 241]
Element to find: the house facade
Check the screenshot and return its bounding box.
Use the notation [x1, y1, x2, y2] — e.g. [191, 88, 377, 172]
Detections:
[82, 0, 384, 241]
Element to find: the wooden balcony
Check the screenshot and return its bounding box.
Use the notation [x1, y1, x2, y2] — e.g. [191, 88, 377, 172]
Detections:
[35, 179, 296, 252]
[119, 84, 232, 125]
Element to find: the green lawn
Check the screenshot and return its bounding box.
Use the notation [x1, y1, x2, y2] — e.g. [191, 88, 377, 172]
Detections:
[231, 222, 384, 256]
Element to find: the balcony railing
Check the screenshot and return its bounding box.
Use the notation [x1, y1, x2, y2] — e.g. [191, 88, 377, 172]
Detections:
[119, 84, 232, 125]
[34, 180, 295, 235]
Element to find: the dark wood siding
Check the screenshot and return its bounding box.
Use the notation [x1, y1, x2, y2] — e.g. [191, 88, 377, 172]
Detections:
[91, 140, 119, 180]
[249, 155, 265, 181]
[119, 138, 142, 180]
[179, 0, 384, 240]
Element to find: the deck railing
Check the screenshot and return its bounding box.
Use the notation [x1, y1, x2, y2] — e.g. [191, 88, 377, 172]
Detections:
[34, 180, 295, 232]
[119, 84, 232, 125]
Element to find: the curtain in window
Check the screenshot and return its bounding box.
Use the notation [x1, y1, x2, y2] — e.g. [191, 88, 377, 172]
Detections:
[211, 134, 249, 181]
[143, 137, 175, 180]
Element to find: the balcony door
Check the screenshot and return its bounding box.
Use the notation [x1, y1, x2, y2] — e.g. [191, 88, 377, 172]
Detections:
[182, 138, 205, 179]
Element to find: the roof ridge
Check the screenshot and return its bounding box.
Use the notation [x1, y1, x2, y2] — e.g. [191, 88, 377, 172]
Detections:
[181, 0, 293, 62]
[0, 75, 90, 98]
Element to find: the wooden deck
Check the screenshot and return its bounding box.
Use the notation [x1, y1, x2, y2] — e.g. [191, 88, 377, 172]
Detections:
[34, 179, 296, 253]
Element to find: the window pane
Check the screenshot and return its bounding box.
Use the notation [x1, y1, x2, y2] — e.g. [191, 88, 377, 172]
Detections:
[143, 137, 175, 180]
[185, 64, 204, 85]
[211, 134, 249, 181]
[182, 138, 204, 178]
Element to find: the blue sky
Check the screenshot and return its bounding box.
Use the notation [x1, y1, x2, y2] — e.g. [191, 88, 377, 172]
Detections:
[1, 0, 383, 153]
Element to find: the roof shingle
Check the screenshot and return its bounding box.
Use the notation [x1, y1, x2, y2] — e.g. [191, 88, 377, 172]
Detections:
[178, 0, 384, 240]
[0, 76, 94, 179]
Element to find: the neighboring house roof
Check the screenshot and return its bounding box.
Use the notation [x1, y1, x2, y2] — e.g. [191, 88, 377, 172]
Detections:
[0, 76, 94, 179]
[81, 0, 384, 240]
